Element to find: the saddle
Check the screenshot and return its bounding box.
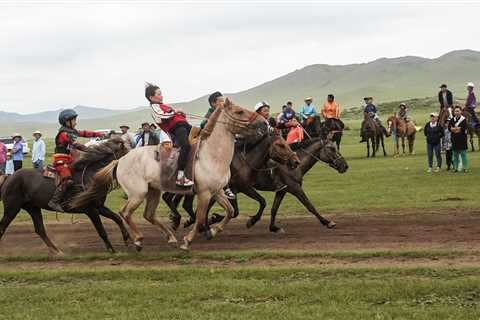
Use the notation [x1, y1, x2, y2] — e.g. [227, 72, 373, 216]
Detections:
[42, 165, 57, 179]
[157, 142, 200, 194]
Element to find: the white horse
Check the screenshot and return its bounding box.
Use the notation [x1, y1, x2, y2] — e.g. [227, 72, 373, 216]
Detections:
[72, 99, 266, 251]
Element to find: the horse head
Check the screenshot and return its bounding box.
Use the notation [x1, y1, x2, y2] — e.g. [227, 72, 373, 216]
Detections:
[386, 115, 397, 136]
[315, 139, 348, 173]
[269, 133, 300, 169]
[223, 98, 267, 138]
[73, 136, 129, 170]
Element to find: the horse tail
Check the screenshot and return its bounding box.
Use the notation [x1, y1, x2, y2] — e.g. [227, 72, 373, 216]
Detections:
[71, 160, 119, 208]
[0, 175, 8, 201]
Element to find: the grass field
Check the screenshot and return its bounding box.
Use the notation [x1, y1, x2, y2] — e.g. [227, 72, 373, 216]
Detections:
[2, 112, 480, 319]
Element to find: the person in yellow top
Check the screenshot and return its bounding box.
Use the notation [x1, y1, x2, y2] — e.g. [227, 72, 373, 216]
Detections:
[322, 94, 341, 120]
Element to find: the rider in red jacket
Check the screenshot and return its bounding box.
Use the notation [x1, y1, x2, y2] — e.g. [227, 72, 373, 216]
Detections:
[48, 109, 104, 212]
[146, 83, 194, 187]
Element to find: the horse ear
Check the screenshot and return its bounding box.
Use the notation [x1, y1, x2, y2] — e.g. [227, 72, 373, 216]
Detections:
[224, 98, 232, 109]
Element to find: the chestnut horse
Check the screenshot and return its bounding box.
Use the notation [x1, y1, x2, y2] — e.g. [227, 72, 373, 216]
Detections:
[386, 114, 416, 156]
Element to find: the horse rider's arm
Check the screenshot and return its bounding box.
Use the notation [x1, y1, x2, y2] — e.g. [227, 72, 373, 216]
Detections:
[77, 130, 104, 138]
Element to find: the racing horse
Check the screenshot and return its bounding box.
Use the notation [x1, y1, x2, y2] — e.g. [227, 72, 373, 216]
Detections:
[164, 129, 301, 230]
[0, 137, 130, 255]
[386, 114, 416, 156]
[72, 99, 267, 251]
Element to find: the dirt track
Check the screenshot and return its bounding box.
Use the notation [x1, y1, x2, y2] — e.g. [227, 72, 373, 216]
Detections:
[1, 208, 479, 257]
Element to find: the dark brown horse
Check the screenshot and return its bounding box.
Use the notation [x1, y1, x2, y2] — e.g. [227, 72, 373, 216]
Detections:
[361, 113, 387, 157]
[464, 110, 480, 151]
[305, 115, 344, 150]
[0, 137, 130, 254]
[168, 137, 348, 233]
[164, 129, 301, 231]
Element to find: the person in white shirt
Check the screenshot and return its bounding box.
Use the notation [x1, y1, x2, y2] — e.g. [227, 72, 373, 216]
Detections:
[31, 130, 46, 170]
[5, 153, 14, 175]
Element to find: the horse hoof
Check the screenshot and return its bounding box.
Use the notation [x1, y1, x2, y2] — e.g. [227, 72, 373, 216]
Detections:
[246, 218, 256, 229]
[179, 240, 190, 251]
[210, 228, 218, 238]
[203, 228, 213, 241]
[269, 225, 282, 233]
[326, 221, 337, 229]
[167, 237, 178, 247]
[134, 240, 143, 252]
[209, 213, 225, 225]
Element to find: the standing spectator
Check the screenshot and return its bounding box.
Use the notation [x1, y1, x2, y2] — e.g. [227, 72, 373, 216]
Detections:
[0, 140, 7, 175]
[438, 84, 453, 114]
[424, 113, 443, 173]
[465, 82, 478, 127]
[443, 119, 453, 171]
[136, 122, 160, 147]
[449, 106, 469, 173]
[5, 153, 14, 176]
[120, 125, 136, 149]
[31, 130, 46, 171]
[11, 133, 24, 172]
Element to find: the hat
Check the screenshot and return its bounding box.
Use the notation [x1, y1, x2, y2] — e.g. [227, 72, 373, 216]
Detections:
[254, 101, 270, 112]
[467, 82, 475, 88]
[32, 130, 42, 136]
[12, 133, 22, 139]
[364, 96, 373, 101]
[439, 84, 447, 88]
[119, 125, 130, 129]
[399, 103, 406, 107]
[430, 112, 439, 117]
[304, 97, 313, 101]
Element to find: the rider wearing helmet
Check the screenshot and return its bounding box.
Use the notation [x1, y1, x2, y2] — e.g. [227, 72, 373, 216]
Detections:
[48, 109, 104, 212]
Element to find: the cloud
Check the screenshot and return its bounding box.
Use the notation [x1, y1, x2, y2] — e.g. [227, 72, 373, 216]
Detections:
[0, 2, 479, 113]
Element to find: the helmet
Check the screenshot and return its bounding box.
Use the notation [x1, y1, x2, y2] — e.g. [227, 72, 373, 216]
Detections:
[254, 101, 270, 112]
[58, 109, 78, 126]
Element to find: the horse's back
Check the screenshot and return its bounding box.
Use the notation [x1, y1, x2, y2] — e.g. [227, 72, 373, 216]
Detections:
[1, 169, 54, 208]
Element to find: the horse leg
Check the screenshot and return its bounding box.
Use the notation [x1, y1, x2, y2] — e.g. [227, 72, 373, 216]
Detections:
[401, 136, 406, 154]
[119, 193, 146, 251]
[269, 190, 287, 233]
[291, 187, 336, 228]
[183, 195, 197, 228]
[98, 206, 131, 247]
[143, 188, 177, 246]
[24, 205, 62, 255]
[85, 209, 115, 253]
[381, 135, 387, 156]
[366, 138, 370, 157]
[210, 191, 235, 238]
[163, 192, 183, 231]
[242, 187, 267, 229]
[0, 204, 21, 241]
[181, 190, 211, 251]
[371, 137, 376, 157]
[470, 133, 475, 152]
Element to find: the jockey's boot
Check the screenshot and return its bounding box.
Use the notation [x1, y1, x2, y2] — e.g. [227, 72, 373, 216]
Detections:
[224, 187, 236, 200]
[48, 179, 73, 212]
[176, 171, 194, 187]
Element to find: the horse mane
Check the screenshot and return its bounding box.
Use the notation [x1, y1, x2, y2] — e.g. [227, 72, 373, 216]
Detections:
[290, 137, 323, 151]
[72, 136, 127, 170]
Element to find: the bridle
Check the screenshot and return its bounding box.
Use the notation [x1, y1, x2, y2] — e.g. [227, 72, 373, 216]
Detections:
[300, 140, 344, 170]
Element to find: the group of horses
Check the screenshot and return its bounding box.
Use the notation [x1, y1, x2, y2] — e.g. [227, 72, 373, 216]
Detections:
[0, 100, 348, 254]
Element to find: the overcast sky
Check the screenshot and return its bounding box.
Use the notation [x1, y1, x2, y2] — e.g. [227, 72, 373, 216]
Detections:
[1, 1, 480, 113]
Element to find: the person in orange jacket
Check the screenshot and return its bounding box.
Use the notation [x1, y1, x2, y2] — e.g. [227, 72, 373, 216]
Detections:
[286, 118, 304, 147]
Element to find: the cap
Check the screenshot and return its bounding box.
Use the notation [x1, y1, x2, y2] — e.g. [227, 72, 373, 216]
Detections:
[430, 112, 439, 117]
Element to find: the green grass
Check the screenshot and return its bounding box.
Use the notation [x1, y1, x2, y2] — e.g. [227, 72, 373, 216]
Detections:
[0, 267, 479, 320]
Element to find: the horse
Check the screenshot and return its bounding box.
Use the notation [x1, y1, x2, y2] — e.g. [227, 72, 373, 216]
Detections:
[72, 99, 267, 251]
[164, 129, 301, 230]
[168, 137, 348, 233]
[308, 115, 344, 150]
[0, 136, 130, 255]
[386, 114, 416, 156]
[464, 110, 480, 151]
[361, 113, 387, 157]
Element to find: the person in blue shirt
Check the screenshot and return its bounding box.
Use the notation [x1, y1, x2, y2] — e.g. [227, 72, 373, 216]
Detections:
[360, 97, 383, 142]
[299, 97, 318, 134]
[11, 133, 24, 172]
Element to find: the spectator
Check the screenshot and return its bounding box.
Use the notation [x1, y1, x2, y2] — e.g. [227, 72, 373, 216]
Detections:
[136, 122, 160, 147]
[438, 84, 453, 114]
[465, 82, 478, 127]
[443, 119, 453, 171]
[120, 125, 136, 149]
[424, 113, 443, 173]
[11, 133, 23, 172]
[5, 153, 14, 176]
[31, 130, 46, 171]
[449, 106, 469, 173]
[0, 140, 6, 175]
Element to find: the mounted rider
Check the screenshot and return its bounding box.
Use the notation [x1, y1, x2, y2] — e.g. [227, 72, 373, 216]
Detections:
[299, 97, 317, 132]
[146, 83, 193, 187]
[201, 91, 235, 199]
[277, 101, 296, 138]
[398, 103, 408, 122]
[464, 82, 479, 128]
[48, 109, 105, 212]
[322, 94, 342, 132]
[360, 96, 382, 142]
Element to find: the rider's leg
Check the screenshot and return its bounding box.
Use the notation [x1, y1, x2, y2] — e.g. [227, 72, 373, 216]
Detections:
[173, 125, 193, 186]
[48, 161, 73, 212]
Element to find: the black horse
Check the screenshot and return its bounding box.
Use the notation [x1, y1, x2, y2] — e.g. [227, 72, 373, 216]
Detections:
[0, 137, 130, 254]
[305, 115, 344, 150]
[164, 130, 301, 231]
[166, 137, 348, 233]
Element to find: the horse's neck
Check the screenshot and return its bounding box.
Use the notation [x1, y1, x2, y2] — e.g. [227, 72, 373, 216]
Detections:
[242, 137, 270, 167]
[199, 113, 235, 171]
[299, 141, 322, 175]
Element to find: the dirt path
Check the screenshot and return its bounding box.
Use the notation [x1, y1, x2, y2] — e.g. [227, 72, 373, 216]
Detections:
[1, 209, 479, 259]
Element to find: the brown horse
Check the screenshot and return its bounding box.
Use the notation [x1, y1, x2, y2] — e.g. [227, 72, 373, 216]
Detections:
[463, 110, 480, 151]
[361, 113, 387, 157]
[0, 137, 130, 255]
[386, 114, 416, 156]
